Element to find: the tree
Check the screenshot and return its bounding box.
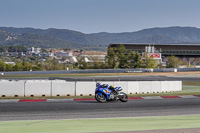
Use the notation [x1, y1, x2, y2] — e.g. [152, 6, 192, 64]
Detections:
[15, 59, 22, 64]
[22, 62, 31, 71]
[13, 63, 23, 71]
[128, 51, 143, 68]
[0, 59, 6, 71]
[143, 53, 156, 68]
[117, 44, 128, 68]
[166, 55, 179, 68]
[0, 45, 27, 52]
[106, 47, 117, 68]
[6, 64, 14, 71]
[78, 57, 88, 69]
[32, 65, 42, 71]
[87, 56, 103, 69]
[41, 49, 48, 53]
[40, 58, 63, 71]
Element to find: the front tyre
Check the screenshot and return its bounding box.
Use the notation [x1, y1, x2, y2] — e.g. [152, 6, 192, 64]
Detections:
[95, 93, 106, 103]
[119, 92, 128, 102]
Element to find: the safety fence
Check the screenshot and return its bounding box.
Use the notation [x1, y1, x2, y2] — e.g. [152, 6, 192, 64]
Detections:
[0, 80, 182, 97]
[1, 68, 200, 75]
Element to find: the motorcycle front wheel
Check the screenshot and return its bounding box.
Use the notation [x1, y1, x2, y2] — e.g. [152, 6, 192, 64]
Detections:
[119, 92, 128, 102]
[95, 93, 107, 103]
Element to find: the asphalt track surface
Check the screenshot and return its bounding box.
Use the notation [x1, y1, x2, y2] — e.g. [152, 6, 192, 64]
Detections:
[1, 98, 200, 121]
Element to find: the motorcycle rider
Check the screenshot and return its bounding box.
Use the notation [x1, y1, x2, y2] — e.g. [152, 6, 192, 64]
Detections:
[95, 82, 128, 102]
[96, 82, 102, 87]
[96, 82, 116, 92]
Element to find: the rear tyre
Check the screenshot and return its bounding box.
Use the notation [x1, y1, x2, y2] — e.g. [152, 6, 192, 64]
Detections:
[95, 93, 106, 103]
[119, 92, 128, 102]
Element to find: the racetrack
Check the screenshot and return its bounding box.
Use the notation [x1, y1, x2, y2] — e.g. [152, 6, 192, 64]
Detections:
[1, 98, 200, 121]
[1, 73, 200, 132]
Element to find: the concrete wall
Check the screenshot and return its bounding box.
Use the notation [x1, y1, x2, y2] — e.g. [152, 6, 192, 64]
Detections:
[76, 82, 96, 96]
[151, 81, 161, 93]
[128, 82, 140, 94]
[0, 80, 182, 97]
[0, 80, 24, 97]
[176, 81, 182, 91]
[161, 81, 169, 93]
[25, 80, 52, 97]
[52, 81, 75, 96]
[139, 81, 152, 94]
[168, 81, 175, 92]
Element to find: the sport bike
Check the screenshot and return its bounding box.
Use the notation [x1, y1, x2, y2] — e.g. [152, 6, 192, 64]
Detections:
[95, 83, 128, 103]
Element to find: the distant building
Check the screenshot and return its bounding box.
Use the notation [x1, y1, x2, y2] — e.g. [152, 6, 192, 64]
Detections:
[70, 56, 78, 63]
[4, 62, 16, 65]
[109, 43, 200, 67]
[54, 52, 72, 57]
[38, 59, 46, 62]
[39, 53, 54, 57]
[109, 43, 200, 57]
[3, 52, 24, 56]
[26, 47, 41, 55]
[80, 55, 106, 63]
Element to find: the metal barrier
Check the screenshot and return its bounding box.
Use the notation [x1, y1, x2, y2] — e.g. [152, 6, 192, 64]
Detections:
[2, 67, 200, 75]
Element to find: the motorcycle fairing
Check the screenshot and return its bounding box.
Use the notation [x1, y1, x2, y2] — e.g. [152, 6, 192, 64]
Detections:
[95, 87, 111, 100]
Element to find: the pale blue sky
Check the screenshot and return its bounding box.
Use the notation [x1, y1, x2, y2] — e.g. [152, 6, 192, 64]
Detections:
[0, 0, 200, 33]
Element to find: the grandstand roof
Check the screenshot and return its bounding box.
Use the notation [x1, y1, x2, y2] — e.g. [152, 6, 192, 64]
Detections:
[108, 43, 200, 56]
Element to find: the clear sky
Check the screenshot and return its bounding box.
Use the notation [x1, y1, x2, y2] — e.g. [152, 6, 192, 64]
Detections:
[0, 0, 200, 33]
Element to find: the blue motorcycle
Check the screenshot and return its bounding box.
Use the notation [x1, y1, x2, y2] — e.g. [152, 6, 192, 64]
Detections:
[95, 83, 128, 103]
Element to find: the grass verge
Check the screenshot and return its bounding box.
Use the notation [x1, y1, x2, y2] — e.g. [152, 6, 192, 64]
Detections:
[0, 115, 200, 133]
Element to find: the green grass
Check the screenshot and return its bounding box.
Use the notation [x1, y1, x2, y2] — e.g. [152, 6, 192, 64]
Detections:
[183, 81, 200, 86]
[0, 115, 200, 133]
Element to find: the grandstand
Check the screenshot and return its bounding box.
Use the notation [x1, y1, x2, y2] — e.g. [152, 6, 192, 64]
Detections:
[108, 43, 200, 67]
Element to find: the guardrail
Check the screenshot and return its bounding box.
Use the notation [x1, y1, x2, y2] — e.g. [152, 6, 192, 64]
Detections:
[1, 68, 200, 75]
[0, 80, 182, 97]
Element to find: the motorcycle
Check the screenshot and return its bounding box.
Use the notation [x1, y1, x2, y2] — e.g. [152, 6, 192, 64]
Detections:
[95, 83, 128, 103]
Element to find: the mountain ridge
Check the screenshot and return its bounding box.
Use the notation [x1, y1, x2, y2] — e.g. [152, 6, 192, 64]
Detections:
[0, 26, 200, 51]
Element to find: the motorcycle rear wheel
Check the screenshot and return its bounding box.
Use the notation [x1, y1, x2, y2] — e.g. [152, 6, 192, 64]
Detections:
[95, 93, 107, 103]
[119, 92, 128, 102]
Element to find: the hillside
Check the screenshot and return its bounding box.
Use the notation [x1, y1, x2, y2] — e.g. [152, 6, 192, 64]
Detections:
[0, 27, 107, 47]
[1, 26, 200, 50]
[92, 26, 200, 44]
[0, 29, 17, 42]
[0, 31, 82, 49]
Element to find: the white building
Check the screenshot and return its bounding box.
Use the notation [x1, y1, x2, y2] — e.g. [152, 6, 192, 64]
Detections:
[27, 47, 41, 55]
[54, 52, 73, 57]
[80, 55, 106, 63]
[70, 56, 78, 63]
[4, 62, 16, 65]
